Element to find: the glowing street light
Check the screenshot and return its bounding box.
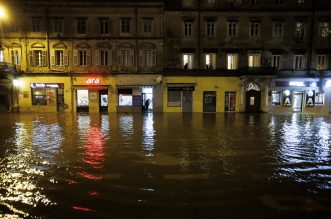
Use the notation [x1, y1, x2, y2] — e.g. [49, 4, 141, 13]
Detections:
[0, 6, 7, 20]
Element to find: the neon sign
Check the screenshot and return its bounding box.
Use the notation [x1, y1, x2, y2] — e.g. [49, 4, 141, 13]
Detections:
[86, 78, 100, 85]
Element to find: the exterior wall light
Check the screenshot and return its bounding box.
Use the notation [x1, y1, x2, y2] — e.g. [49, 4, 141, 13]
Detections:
[13, 79, 22, 87]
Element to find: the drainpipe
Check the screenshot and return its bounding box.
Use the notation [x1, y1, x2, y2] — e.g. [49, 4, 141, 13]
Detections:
[45, 7, 51, 71]
[198, 0, 201, 75]
[135, 4, 138, 73]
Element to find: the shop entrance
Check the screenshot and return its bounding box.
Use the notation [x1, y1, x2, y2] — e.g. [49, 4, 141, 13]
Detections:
[245, 83, 261, 113]
[293, 92, 303, 112]
[77, 90, 89, 112]
[57, 88, 65, 112]
[142, 87, 153, 112]
[182, 91, 193, 112]
[99, 90, 108, 112]
[203, 91, 216, 113]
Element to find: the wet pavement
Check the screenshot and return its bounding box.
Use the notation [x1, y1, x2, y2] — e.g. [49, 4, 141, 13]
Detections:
[0, 112, 330, 218]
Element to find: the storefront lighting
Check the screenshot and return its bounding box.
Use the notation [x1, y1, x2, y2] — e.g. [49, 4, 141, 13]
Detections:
[284, 90, 291, 96]
[86, 78, 100, 85]
[310, 82, 317, 87]
[325, 80, 331, 88]
[289, 81, 305, 87]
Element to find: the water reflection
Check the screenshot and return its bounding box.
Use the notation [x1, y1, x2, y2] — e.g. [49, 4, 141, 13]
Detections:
[278, 114, 331, 189]
[141, 113, 155, 156]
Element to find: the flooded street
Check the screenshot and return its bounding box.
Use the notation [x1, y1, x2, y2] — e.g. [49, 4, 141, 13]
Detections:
[0, 113, 330, 218]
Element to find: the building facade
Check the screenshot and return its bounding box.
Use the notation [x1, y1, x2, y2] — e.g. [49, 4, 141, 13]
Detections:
[1, 0, 331, 113]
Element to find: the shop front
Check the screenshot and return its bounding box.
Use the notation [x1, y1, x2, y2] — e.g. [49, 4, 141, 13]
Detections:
[268, 79, 328, 113]
[73, 76, 114, 113]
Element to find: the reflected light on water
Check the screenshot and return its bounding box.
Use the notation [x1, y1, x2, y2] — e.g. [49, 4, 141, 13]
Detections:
[82, 127, 105, 169]
[142, 114, 155, 156]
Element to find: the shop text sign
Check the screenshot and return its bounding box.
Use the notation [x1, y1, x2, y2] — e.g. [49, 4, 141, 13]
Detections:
[86, 78, 100, 85]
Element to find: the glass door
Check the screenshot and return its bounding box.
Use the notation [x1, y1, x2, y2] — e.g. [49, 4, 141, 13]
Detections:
[293, 92, 303, 112]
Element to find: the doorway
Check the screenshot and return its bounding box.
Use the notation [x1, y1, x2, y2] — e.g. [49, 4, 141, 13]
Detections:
[182, 91, 193, 112]
[293, 92, 303, 112]
[246, 90, 261, 113]
[203, 91, 216, 113]
[99, 89, 108, 112]
[142, 87, 153, 112]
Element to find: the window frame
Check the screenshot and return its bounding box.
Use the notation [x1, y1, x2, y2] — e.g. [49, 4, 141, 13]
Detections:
[76, 18, 87, 34]
[248, 53, 261, 68]
[98, 18, 110, 35]
[184, 21, 193, 37]
[250, 22, 260, 38]
[272, 22, 283, 37]
[227, 53, 238, 70]
[228, 22, 238, 37]
[271, 55, 281, 69]
[182, 53, 194, 69]
[293, 55, 304, 70]
[316, 55, 327, 70]
[121, 18, 131, 34]
[206, 21, 215, 37]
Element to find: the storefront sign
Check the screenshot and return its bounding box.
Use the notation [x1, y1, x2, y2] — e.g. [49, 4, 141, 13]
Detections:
[86, 78, 100, 85]
[289, 81, 306, 87]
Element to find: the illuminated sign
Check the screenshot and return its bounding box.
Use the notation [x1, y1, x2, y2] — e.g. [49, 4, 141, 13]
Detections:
[289, 81, 305, 87]
[86, 78, 100, 85]
[30, 83, 60, 88]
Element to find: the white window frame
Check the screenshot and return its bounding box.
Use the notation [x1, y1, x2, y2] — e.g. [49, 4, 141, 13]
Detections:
[10, 49, 20, 65]
[184, 21, 193, 37]
[316, 55, 327, 70]
[183, 53, 193, 69]
[206, 21, 215, 37]
[271, 55, 281, 69]
[228, 22, 238, 37]
[248, 53, 261, 68]
[96, 49, 111, 66]
[76, 18, 87, 34]
[31, 50, 47, 67]
[117, 49, 134, 67]
[98, 18, 110, 35]
[272, 22, 283, 37]
[141, 49, 157, 67]
[293, 55, 304, 70]
[250, 22, 260, 38]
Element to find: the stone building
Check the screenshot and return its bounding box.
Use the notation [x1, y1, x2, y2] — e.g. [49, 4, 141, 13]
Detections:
[1, 0, 331, 113]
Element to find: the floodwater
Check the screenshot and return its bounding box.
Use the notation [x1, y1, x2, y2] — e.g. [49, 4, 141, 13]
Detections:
[0, 113, 330, 219]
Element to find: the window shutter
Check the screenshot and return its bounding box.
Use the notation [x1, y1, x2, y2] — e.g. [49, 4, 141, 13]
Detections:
[10, 50, 14, 64]
[42, 50, 48, 66]
[96, 49, 100, 65]
[86, 49, 91, 66]
[73, 50, 78, 66]
[96, 19, 100, 34]
[50, 50, 55, 66]
[152, 50, 157, 66]
[29, 51, 34, 66]
[117, 50, 122, 66]
[108, 49, 112, 66]
[63, 50, 68, 66]
[130, 49, 134, 66]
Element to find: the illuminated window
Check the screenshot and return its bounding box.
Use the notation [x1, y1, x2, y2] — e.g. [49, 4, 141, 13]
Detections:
[53, 17, 64, 33]
[294, 55, 304, 70]
[271, 55, 281, 69]
[250, 22, 259, 37]
[77, 90, 89, 107]
[142, 49, 157, 67]
[272, 22, 283, 37]
[121, 18, 131, 33]
[316, 55, 327, 70]
[118, 89, 132, 106]
[184, 21, 193, 37]
[183, 53, 193, 69]
[76, 18, 87, 34]
[295, 22, 305, 41]
[142, 18, 153, 34]
[227, 54, 238, 70]
[248, 54, 261, 68]
[205, 53, 216, 69]
[10, 50, 20, 65]
[206, 21, 215, 37]
[225, 91, 236, 111]
[31, 88, 47, 105]
[98, 18, 110, 34]
[271, 91, 281, 105]
[228, 22, 238, 37]
[318, 22, 330, 38]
